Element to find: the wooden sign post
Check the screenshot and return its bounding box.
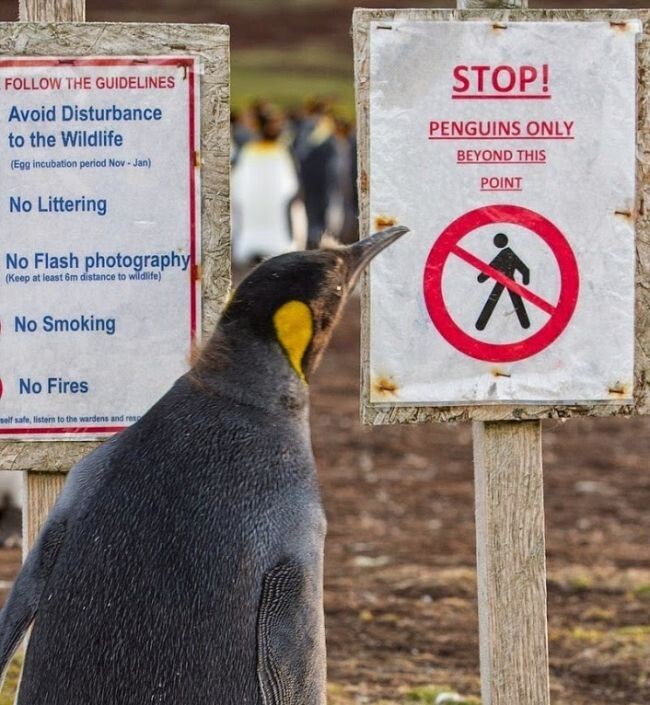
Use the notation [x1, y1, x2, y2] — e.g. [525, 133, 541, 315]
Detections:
[354, 6, 649, 705]
[473, 421, 548, 704]
[0, 0, 230, 552]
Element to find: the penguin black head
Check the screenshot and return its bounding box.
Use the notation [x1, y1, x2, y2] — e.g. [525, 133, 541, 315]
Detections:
[197, 226, 408, 386]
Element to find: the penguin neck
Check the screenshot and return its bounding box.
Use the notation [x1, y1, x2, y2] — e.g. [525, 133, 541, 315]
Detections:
[195, 328, 311, 421]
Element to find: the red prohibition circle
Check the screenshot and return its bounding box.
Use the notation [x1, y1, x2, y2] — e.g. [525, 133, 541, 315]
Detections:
[423, 205, 579, 363]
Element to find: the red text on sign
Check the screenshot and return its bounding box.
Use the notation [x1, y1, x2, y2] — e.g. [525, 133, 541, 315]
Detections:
[428, 120, 574, 139]
[480, 176, 523, 191]
[452, 65, 550, 99]
[3, 75, 176, 91]
[457, 149, 546, 164]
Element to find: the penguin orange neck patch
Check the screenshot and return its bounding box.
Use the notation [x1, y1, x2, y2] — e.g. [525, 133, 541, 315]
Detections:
[273, 300, 313, 383]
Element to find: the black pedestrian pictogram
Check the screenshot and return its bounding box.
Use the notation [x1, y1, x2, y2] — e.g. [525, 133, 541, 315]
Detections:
[476, 233, 531, 331]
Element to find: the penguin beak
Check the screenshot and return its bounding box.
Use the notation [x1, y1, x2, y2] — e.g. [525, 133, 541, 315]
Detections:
[345, 225, 410, 287]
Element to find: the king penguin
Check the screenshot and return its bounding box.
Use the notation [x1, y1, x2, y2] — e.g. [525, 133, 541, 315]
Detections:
[0, 225, 408, 705]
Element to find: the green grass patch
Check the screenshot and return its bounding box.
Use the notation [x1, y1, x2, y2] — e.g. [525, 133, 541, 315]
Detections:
[327, 683, 402, 705]
[231, 45, 355, 119]
[567, 575, 593, 593]
[615, 625, 650, 640]
[568, 627, 607, 644]
[553, 624, 650, 650]
[0, 651, 23, 705]
[405, 685, 480, 705]
[633, 584, 650, 601]
[406, 685, 451, 703]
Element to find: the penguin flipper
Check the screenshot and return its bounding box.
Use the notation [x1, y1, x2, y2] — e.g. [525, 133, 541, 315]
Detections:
[257, 561, 326, 705]
[0, 518, 66, 684]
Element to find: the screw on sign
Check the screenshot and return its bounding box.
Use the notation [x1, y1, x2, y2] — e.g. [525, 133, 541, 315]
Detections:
[423, 205, 579, 363]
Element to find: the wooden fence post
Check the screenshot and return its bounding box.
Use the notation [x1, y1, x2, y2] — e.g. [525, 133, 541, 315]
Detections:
[473, 420, 549, 705]
[17, 0, 87, 552]
[19, 0, 84, 22]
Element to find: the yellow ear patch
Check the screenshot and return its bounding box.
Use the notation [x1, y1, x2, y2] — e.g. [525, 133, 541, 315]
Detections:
[273, 300, 313, 383]
[223, 286, 236, 310]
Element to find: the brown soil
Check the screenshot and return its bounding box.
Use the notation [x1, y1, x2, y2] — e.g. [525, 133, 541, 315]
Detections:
[312, 300, 649, 705]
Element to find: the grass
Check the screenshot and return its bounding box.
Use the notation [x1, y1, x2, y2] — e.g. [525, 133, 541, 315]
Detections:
[615, 625, 650, 640]
[406, 686, 452, 703]
[550, 624, 650, 653]
[0, 652, 22, 705]
[231, 44, 356, 119]
[633, 584, 650, 601]
[327, 683, 482, 705]
[406, 685, 480, 705]
[567, 575, 593, 593]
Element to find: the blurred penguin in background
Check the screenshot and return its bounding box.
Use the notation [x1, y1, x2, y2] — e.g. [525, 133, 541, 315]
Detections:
[328, 117, 359, 244]
[293, 99, 340, 249]
[0, 472, 22, 548]
[232, 107, 306, 264]
[230, 109, 255, 166]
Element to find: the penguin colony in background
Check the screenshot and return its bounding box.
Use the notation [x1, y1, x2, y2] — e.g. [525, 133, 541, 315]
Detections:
[0, 226, 408, 705]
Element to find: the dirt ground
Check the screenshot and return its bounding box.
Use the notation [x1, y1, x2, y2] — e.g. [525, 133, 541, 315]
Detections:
[311, 300, 649, 705]
[0, 301, 648, 704]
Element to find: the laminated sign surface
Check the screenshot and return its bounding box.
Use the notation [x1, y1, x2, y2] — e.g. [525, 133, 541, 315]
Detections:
[368, 21, 639, 405]
[0, 57, 200, 439]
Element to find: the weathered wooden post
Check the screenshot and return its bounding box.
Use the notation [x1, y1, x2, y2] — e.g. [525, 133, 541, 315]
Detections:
[0, 0, 230, 555]
[473, 420, 548, 704]
[354, 5, 648, 705]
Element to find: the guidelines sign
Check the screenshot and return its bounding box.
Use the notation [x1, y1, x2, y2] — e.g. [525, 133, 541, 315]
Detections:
[368, 21, 639, 405]
[0, 56, 200, 439]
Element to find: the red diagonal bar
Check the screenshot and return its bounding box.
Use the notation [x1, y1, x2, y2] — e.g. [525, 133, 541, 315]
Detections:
[451, 244, 557, 316]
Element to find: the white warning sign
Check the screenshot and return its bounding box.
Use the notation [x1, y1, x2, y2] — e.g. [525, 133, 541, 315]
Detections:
[0, 57, 200, 439]
[368, 21, 639, 405]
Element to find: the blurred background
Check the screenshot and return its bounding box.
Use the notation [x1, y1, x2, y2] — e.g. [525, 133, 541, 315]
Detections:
[0, 2, 648, 705]
[0, 0, 646, 118]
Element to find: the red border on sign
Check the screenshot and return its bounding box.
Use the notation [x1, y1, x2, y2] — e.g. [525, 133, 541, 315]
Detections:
[423, 205, 579, 363]
[0, 57, 199, 438]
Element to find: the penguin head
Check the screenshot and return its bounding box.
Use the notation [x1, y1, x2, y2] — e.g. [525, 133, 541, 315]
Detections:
[212, 226, 409, 385]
